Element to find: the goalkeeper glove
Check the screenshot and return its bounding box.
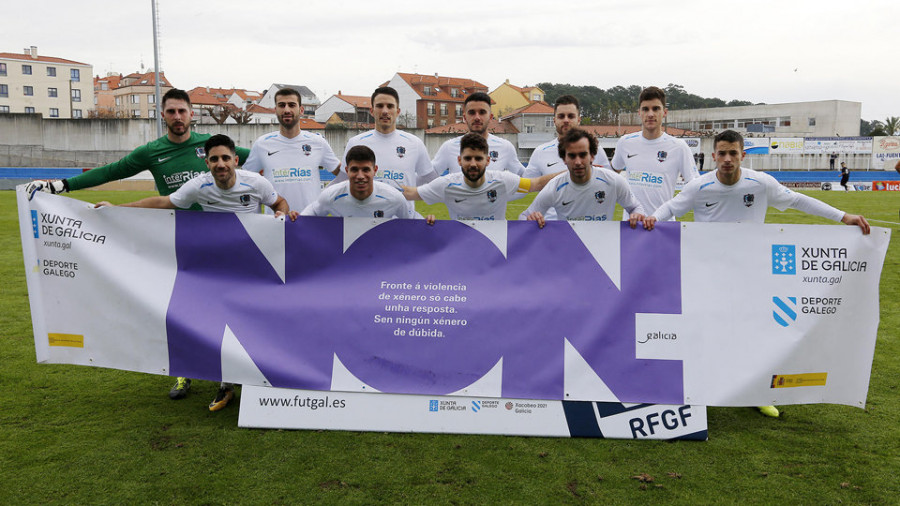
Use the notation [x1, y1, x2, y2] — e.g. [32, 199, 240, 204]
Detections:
[25, 179, 68, 200]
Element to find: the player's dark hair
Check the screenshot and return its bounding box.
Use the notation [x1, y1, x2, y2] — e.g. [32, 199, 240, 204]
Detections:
[204, 134, 236, 155]
[554, 95, 580, 112]
[459, 132, 489, 155]
[346, 145, 377, 166]
[639, 86, 666, 108]
[714, 129, 744, 150]
[464, 92, 492, 108]
[558, 127, 598, 159]
[274, 87, 302, 104]
[162, 88, 191, 108]
[371, 86, 399, 106]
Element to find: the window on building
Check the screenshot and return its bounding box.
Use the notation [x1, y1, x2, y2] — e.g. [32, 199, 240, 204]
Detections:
[525, 125, 534, 133]
[455, 104, 462, 117]
[424, 86, 432, 96]
[0, 84, 7, 97]
[0, 63, 6, 75]
[94, 96, 97, 105]
[0, 105, 9, 113]
[148, 94, 155, 104]
[532, 93, 541, 101]
[149, 109, 156, 119]
[440, 103, 448, 116]
[427, 118, 434, 128]
[50, 108, 59, 118]
[132, 109, 141, 118]
[440, 119, 447, 126]
[115, 97, 121, 106]
[24, 86, 34, 96]
[72, 89, 81, 102]
[73, 109, 82, 119]
[47, 67, 56, 77]
[70, 69, 80, 81]
[130, 94, 140, 104]
[808, 117, 816, 127]
[100, 82, 108, 91]
[450, 88, 458, 98]
[25, 107, 35, 113]
[545, 116, 552, 127]
[23, 64, 32, 75]
[48, 87, 57, 98]
[427, 102, 435, 115]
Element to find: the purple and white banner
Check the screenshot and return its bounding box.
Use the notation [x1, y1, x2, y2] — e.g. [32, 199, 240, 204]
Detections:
[18, 188, 890, 408]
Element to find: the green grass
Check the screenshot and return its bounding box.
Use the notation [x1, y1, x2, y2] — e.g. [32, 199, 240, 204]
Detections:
[1, 189, 898, 504]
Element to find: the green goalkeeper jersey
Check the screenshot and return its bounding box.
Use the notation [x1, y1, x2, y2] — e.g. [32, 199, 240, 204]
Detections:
[66, 132, 251, 198]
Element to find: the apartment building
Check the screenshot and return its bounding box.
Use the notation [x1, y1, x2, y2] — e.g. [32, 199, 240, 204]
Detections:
[0, 46, 93, 118]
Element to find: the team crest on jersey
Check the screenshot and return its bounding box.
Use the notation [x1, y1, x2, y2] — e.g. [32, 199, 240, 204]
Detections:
[239, 194, 251, 206]
[594, 190, 606, 204]
[302, 144, 312, 156]
[486, 189, 498, 203]
[396, 146, 406, 158]
[743, 194, 755, 207]
[373, 210, 384, 218]
[196, 147, 206, 158]
[489, 150, 499, 162]
[657, 150, 668, 162]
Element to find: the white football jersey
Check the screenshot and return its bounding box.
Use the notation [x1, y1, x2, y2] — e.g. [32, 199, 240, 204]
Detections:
[523, 138, 612, 219]
[301, 180, 410, 218]
[243, 130, 340, 214]
[169, 171, 277, 213]
[525, 167, 644, 222]
[417, 171, 528, 220]
[653, 168, 845, 223]
[611, 132, 698, 217]
[343, 129, 435, 217]
[432, 134, 526, 176]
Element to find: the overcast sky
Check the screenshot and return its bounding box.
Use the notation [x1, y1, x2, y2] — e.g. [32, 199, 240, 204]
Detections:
[5, 0, 898, 122]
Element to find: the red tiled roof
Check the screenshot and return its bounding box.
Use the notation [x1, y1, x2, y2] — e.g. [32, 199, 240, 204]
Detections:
[501, 101, 553, 118]
[336, 94, 371, 109]
[393, 73, 489, 102]
[297, 118, 325, 130]
[233, 89, 262, 100]
[120, 71, 172, 88]
[0, 52, 89, 66]
[188, 87, 227, 106]
[247, 104, 275, 114]
[425, 118, 518, 135]
[94, 74, 123, 90]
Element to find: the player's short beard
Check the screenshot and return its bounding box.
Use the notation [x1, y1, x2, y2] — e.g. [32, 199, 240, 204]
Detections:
[463, 166, 485, 184]
[279, 115, 299, 129]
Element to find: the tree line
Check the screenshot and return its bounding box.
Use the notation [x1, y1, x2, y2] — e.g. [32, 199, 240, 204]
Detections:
[535, 83, 755, 125]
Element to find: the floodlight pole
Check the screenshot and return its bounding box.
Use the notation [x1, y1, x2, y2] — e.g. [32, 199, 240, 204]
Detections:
[151, 0, 163, 138]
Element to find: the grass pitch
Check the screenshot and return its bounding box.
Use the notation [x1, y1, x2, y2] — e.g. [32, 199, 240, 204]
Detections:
[1, 189, 897, 504]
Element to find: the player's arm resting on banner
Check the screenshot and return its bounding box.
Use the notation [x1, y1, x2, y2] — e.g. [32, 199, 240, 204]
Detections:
[786, 191, 870, 235]
[617, 174, 647, 229]
[523, 183, 554, 228]
[646, 180, 698, 230]
[27, 144, 152, 199]
[94, 196, 176, 209]
[269, 195, 299, 221]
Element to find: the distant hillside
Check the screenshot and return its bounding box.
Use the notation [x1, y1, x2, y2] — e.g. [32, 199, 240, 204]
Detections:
[536, 83, 756, 125]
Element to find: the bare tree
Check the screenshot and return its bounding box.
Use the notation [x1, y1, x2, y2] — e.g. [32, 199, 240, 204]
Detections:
[202, 105, 232, 125]
[229, 108, 254, 125]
